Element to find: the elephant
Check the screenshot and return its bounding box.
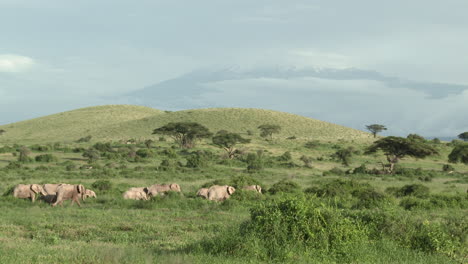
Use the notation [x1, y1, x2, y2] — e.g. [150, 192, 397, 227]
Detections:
[207, 185, 236, 201]
[196, 188, 209, 199]
[123, 188, 150, 200]
[130, 187, 158, 197]
[84, 189, 97, 199]
[52, 184, 86, 207]
[42, 183, 66, 195]
[13, 184, 46, 202]
[147, 183, 181, 195]
[243, 185, 262, 193]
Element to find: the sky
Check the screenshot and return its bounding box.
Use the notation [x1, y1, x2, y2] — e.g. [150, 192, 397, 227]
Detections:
[1, 0, 467, 137]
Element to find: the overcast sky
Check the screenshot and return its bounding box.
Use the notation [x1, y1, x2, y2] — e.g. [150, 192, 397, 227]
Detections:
[1, 0, 467, 137]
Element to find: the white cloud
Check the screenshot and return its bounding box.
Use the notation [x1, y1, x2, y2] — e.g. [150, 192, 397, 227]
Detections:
[0, 54, 35, 72]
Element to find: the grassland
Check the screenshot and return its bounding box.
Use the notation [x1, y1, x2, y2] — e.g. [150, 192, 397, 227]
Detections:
[0, 105, 371, 143]
[0, 105, 467, 263]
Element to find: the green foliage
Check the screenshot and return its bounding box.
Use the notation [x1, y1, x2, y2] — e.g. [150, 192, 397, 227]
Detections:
[323, 167, 345, 176]
[366, 124, 387, 138]
[135, 148, 154, 158]
[448, 144, 468, 165]
[442, 164, 455, 172]
[83, 149, 100, 163]
[366, 136, 438, 173]
[152, 122, 212, 148]
[91, 180, 113, 192]
[144, 139, 154, 148]
[18, 146, 33, 163]
[331, 147, 355, 166]
[93, 142, 113, 152]
[186, 152, 208, 168]
[212, 130, 250, 159]
[387, 184, 430, 198]
[268, 179, 301, 194]
[277, 151, 292, 162]
[229, 175, 262, 189]
[258, 124, 281, 140]
[246, 151, 264, 172]
[35, 154, 58, 163]
[30, 144, 51, 152]
[407, 134, 426, 142]
[299, 155, 313, 168]
[457, 132, 468, 141]
[304, 140, 321, 149]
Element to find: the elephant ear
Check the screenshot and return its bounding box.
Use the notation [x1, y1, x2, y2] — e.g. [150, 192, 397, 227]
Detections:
[143, 187, 149, 194]
[227, 186, 235, 195]
[30, 184, 40, 194]
[256, 185, 262, 193]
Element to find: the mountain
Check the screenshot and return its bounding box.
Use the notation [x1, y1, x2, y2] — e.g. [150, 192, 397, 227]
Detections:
[0, 105, 371, 143]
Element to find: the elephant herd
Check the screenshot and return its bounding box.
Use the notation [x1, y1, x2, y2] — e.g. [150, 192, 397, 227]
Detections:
[11, 183, 263, 206]
[12, 183, 96, 207]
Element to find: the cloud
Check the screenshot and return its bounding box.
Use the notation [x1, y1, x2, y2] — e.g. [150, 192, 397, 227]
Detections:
[0, 54, 35, 72]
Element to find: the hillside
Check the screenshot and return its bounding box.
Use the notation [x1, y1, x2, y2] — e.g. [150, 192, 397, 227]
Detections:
[0, 105, 371, 143]
[0, 105, 163, 143]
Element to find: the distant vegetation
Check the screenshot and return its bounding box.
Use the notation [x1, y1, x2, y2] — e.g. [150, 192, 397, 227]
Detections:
[0, 105, 466, 263]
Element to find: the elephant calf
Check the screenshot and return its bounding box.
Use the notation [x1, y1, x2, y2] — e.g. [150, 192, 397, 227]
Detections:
[13, 184, 45, 202]
[123, 187, 151, 200]
[52, 184, 86, 207]
[243, 185, 262, 193]
[207, 185, 236, 201]
[197, 188, 209, 199]
[84, 189, 97, 199]
[147, 183, 181, 195]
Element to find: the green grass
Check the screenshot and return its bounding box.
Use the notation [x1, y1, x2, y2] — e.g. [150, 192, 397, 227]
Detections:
[0, 104, 467, 263]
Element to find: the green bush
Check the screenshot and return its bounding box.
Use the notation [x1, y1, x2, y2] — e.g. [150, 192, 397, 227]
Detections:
[392, 184, 430, 198]
[268, 179, 300, 195]
[93, 142, 113, 152]
[323, 167, 345, 176]
[277, 151, 292, 162]
[246, 152, 264, 172]
[229, 175, 262, 189]
[35, 154, 58, 162]
[91, 180, 113, 192]
[304, 140, 321, 149]
[30, 145, 51, 152]
[135, 148, 154, 158]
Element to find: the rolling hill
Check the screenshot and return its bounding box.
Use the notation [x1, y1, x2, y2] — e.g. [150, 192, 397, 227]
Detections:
[0, 105, 371, 143]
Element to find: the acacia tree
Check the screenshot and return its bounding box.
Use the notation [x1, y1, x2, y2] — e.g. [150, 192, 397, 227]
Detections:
[366, 136, 438, 174]
[366, 124, 387, 138]
[448, 144, 468, 165]
[212, 130, 250, 159]
[152, 122, 212, 148]
[331, 147, 356, 166]
[258, 124, 281, 141]
[458, 132, 468, 142]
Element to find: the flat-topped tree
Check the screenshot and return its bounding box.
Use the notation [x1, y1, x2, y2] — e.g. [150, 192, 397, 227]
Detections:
[212, 130, 250, 159]
[258, 124, 281, 141]
[366, 124, 387, 138]
[458, 132, 468, 142]
[448, 144, 468, 165]
[366, 136, 438, 174]
[152, 122, 212, 148]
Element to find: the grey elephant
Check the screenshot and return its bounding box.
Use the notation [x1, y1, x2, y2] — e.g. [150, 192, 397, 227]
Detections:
[52, 184, 86, 207]
[123, 187, 151, 200]
[13, 184, 46, 202]
[196, 188, 209, 199]
[207, 185, 236, 201]
[243, 185, 262, 193]
[147, 183, 181, 195]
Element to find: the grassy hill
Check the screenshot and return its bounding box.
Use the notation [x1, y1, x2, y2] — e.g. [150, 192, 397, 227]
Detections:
[0, 105, 371, 143]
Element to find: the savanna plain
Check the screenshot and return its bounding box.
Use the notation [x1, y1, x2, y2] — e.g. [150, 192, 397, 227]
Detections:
[0, 105, 466, 263]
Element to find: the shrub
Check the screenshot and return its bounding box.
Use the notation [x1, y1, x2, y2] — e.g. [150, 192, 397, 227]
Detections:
[91, 180, 113, 192]
[246, 152, 264, 172]
[229, 175, 262, 189]
[199, 196, 368, 262]
[93, 142, 113, 152]
[268, 180, 301, 195]
[135, 148, 155, 158]
[5, 161, 22, 170]
[35, 154, 58, 162]
[323, 167, 345, 176]
[442, 164, 455, 172]
[277, 151, 292, 162]
[77, 135, 92, 143]
[286, 136, 296, 140]
[393, 184, 430, 198]
[30, 145, 51, 152]
[299, 155, 313, 168]
[186, 152, 208, 168]
[304, 140, 321, 149]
